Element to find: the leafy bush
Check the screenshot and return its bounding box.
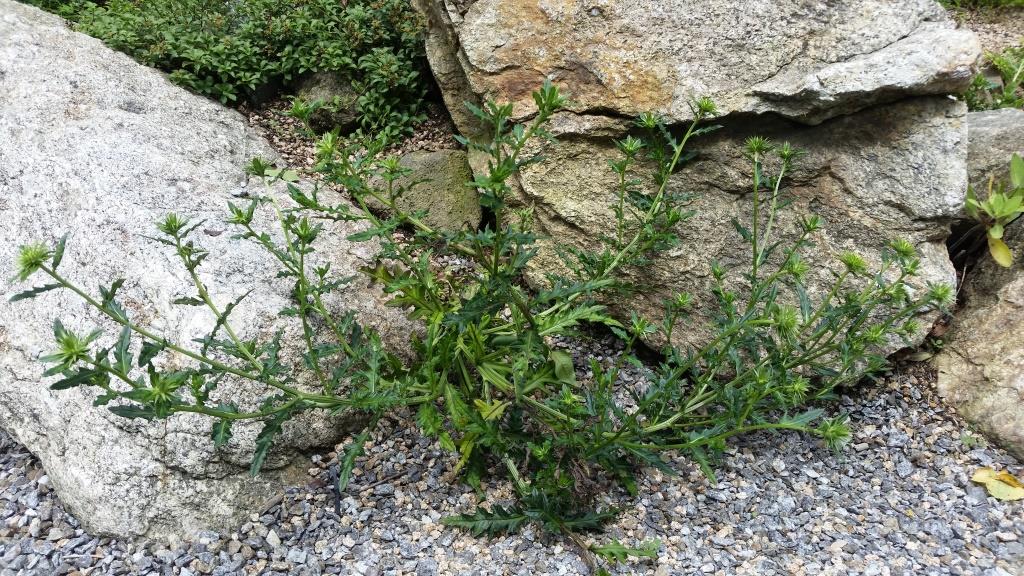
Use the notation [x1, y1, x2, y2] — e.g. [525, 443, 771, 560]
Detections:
[13, 84, 951, 571]
[965, 44, 1024, 111]
[18, 0, 87, 16]
[942, 0, 1024, 7]
[21, 0, 426, 138]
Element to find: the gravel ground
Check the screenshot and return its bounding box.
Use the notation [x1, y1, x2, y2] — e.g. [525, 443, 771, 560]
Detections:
[239, 99, 459, 176]
[2, 337, 1022, 576]
[955, 6, 1024, 53]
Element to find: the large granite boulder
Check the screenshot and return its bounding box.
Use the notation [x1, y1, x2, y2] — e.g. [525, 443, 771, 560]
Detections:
[416, 0, 980, 351]
[935, 108, 1024, 460]
[417, 0, 980, 131]
[525, 97, 968, 350]
[0, 2, 410, 540]
[965, 108, 1024, 187]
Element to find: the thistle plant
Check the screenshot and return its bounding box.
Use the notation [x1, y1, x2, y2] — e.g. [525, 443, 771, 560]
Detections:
[12, 83, 951, 572]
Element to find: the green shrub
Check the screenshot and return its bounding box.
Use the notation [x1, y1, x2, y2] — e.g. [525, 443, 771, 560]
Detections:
[965, 44, 1024, 111]
[942, 0, 1024, 7]
[13, 84, 951, 571]
[19, 0, 88, 16]
[21, 0, 426, 139]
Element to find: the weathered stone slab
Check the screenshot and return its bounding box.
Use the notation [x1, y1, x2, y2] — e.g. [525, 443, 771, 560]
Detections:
[523, 98, 966, 351]
[415, 0, 976, 352]
[418, 0, 981, 132]
[371, 149, 481, 232]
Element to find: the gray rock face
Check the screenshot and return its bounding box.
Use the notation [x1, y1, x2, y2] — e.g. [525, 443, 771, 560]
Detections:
[936, 226, 1024, 461]
[935, 109, 1024, 461]
[417, 0, 976, 352]
[371, 149, 481, 232]
[0, 2, 409, 540]
[523, 98, 965, 350]
[418, 0, 980, 132]
[295, 72, 361, 134]
[964, 108, 1024, 188]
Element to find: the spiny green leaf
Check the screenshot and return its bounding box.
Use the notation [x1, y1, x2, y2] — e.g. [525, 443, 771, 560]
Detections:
[9, 283, 62, 302]
[138, 341, 164, 367]
[780, 408, 824, 428]
[537, 304, 615, 336]
[251, 410, 291, 476]
[173, 296, 206, 306]
[50, 368, 103, 391]
[591, 539, 661, 563]
[549, 350, 576, 386]
[416, 403, 442, 436]
[624, 445, 676, 477]
[347, 226, 391, 242]
[558, 509, 620, 532]
[211, 403, 237, 447]
[114, 325, 132, 375]
[99, 279, 125, 306]
[689, 446, 718, 485]
[52, 233, 68, 269]
[438, 431, 456, 452]
[109, 404, 156, 420]
[93, 392, 118, 407]
[442, 506, 529, 536]
[473, 398, 511, 421]
[203, 289, 253, 355]
[211, 418, 233, 447]
[338, 427, 371, 492]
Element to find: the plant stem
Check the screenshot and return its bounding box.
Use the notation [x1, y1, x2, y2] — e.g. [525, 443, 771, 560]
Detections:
[40, 265, 333, 403]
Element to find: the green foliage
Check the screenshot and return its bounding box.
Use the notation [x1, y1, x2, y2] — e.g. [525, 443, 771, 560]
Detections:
[964, 153, 1024, 266]
[21, 0, 426, 139]
[960, 432, 988, 449]
[13, 83, 951, 571]
[942, 0, 1024, 7]
[440, 506, 529, 537]
[965, 44, 1024, 111]
[18, 0, 89, 17]
[591, 539, 661, 564]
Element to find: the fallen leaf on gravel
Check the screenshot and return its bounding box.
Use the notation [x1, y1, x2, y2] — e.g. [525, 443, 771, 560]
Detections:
[972, 467, 1024, 501]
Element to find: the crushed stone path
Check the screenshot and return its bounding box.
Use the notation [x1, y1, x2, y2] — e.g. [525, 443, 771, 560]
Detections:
[1, 356, 1022, 575]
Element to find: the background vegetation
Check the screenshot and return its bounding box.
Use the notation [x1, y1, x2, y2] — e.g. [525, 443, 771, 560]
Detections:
[965, 44, 1024, 111]
[22, 0, 428, 139]
[942, 0, 1024, 8]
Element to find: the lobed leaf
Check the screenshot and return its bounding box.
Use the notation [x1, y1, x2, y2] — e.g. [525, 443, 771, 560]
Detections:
[442, 506, 529, 537]
[9, 283, 62, 302]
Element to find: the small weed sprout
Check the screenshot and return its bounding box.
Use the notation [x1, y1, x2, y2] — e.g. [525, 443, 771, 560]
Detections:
[962, 153, 1024, 266]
